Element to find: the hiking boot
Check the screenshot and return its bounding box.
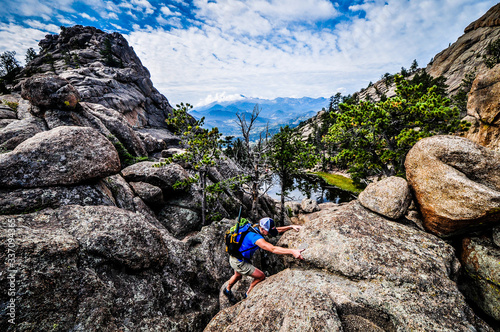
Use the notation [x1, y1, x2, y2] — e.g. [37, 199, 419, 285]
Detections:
[223, 288, 238, 304]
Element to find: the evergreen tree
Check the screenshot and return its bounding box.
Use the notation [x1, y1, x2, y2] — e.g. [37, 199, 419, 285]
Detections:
[0, 51, 21, 83]
[483, 38, 500, 68]
[25, 47, 37, 64]
[324, 75, 466, 184]
[267, 125, 318, 224]
[410, 59, 418, 73]
[155, 103, 223, 225]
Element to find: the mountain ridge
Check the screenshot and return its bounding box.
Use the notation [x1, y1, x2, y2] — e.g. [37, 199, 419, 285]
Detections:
[192, 96, 328, 138]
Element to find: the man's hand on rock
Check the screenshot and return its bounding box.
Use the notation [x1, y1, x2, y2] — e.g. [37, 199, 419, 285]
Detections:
[292, 248, 305, 260]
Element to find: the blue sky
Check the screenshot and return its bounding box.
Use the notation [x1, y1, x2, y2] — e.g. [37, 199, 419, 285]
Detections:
[0, 0, 497, 106]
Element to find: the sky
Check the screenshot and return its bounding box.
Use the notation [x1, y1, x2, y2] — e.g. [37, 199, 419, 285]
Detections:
[0, 0, 497, 107]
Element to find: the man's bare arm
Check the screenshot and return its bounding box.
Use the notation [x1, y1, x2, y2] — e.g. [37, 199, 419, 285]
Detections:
[276, 225, 302, 234]
[255, 239, 304, 259]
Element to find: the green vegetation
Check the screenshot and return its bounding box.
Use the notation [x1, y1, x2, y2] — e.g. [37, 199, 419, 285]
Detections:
[155, 102, 224, 225]
[100, 38, 122, 68]
[452, 69, 477, 115]
[0, 51, 22, 91]
[323, 74, 466, 184]
[312, 172, 363, 193]
[108, 135, 148, 167]
[25, 47, 37, 64]
[483, 37, 500, 68]
[267, 125, 318, 224]
[2, 100, 18, 111]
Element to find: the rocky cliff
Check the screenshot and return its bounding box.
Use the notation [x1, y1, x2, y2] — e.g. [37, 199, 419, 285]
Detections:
[0, 25, 277, 331]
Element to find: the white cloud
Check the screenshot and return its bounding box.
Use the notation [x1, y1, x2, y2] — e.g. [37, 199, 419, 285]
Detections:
[81, 12, 98, 22]
[24, 20, 60, 33]
[110, 23, 125, 31]
[106, 12, 119, 20]
[193, 0, 338, 37]
[126, 0, 498, 106]
[0, 23, 48, 64]
[131, 0, 155, 15]
[57, 14, 75, 25]
[160, 6, 181, 16]
[198, 92, 246, 106]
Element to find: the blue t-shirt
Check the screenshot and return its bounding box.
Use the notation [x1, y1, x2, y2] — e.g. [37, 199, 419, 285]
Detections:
[236, 224, 264, 262]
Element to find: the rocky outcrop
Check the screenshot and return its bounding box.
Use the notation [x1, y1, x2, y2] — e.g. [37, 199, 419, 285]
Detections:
[465, 3, 500, 32]
[0, 182, 115, 215]
[427, 4, 500, 95]
[358, 176, 412, 219]
[464, 64, 500, 151]
[0, 126, 120, 188]
[0, 117, 46, 150]
[405, 135, 500, 237]
[206, 202, 492, 331]
[20, 25, 173, 128]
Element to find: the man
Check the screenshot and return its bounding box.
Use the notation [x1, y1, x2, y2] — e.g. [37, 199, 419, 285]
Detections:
[223, 217, 304, 304]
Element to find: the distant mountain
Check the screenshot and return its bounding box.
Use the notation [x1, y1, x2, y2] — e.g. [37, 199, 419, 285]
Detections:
[191, 96, 328, 139]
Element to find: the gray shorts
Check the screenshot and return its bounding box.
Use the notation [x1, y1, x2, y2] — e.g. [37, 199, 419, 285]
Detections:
[229, 255, 256, 276]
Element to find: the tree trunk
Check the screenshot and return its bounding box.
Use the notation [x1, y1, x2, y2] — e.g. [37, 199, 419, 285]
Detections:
[201, 170, 206, 225]
[251, 165, 259, 221]
[280, 176, 286, 226]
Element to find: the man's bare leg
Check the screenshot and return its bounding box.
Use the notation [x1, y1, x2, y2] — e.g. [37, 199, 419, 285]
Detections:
[227, 271, 242, 291]
[246, 268, 265, 295]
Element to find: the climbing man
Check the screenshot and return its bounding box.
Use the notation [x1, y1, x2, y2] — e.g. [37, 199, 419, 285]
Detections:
[223, 217, 304, 304]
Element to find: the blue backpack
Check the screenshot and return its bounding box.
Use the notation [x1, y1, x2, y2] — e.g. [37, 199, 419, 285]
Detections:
[225, 218, 259, 260]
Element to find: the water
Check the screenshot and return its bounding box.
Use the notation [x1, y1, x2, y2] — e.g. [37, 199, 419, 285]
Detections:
[264, 174, 356, 204]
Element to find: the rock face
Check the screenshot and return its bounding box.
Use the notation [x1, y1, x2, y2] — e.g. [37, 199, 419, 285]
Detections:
[461, 236, 500, 321]
[0, 25, 283, 332]
[405, 135, 500, 237]
[358, 176, 412, 219]
[206, 202, 492, 331]
[21, 25, 173, 128]
[21, 74, 80, 109]
[0, 206, 220, 331]
[464, 64, 500, 151]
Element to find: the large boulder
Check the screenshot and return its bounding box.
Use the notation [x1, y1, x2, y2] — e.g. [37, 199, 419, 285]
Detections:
[121, 161, 189, 192]
[21, 74, 80, 110]
[359, 176, 412, 219]
[405, 135, 500, 237]
[464, 64, 500, 151]
[0, 126, 120, 188]
[80, 102, 147, 157]
[206, 202, 491, 331]
[300, 198, 320, 213]
[129, 181, 164, 206]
